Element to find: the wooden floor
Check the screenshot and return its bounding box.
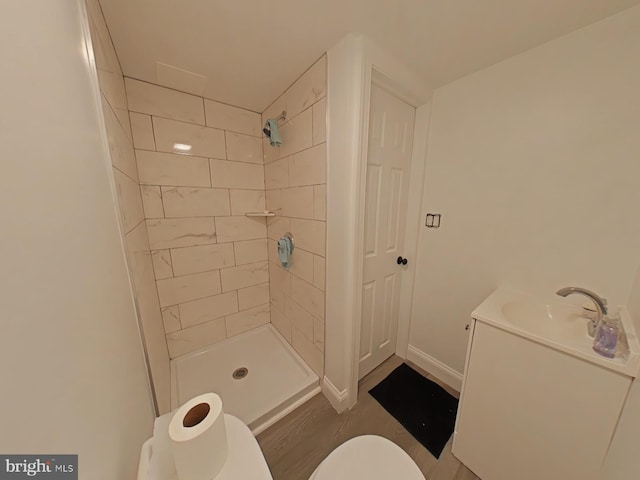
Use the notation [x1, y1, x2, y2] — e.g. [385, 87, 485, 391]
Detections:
[257, 356, 480, 480]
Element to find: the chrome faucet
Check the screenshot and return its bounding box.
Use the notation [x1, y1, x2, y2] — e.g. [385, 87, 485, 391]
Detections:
[556, 287, 608, 337]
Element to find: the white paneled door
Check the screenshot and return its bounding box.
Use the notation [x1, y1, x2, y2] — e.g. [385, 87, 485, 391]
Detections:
[359, 85, 416, 379]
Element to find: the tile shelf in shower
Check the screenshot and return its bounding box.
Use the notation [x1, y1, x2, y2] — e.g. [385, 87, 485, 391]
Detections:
[245, 211, 276, 217]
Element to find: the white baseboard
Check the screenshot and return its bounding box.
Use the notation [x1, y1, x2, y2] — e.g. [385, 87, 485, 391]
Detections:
[407, 345, 463, 392]
[322, 376, 350, 413]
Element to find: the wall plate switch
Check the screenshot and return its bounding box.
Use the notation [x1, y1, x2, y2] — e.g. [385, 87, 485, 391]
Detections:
[425, 213, 441, 228]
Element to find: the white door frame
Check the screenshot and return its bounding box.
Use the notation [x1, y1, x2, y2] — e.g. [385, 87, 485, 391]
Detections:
[324, 35, 432, 412]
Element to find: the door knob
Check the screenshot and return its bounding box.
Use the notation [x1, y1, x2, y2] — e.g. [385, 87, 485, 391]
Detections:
[396, 256, 408, 265]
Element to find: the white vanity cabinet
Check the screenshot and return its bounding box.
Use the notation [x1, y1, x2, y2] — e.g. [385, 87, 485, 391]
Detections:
[452, 319, 632, 480]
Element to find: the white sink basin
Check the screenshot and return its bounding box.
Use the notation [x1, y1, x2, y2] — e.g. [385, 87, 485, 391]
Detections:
[471, 287, 640, 377]
[501, 300, 589, 342]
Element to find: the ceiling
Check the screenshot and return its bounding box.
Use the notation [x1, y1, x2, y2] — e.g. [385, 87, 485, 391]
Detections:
[99, 0, 640, 112]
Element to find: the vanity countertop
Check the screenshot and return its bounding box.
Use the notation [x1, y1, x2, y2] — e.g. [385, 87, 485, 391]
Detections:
[472, 287, 640, 377]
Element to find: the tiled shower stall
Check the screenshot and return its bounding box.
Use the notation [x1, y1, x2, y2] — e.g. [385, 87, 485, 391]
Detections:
[87, 0, 326, 414]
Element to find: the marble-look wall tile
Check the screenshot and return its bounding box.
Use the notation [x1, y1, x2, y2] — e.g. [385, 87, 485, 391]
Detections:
[271, 307, 292, 342]
[127, 224, 172, 411]
[286, 57, 327, 120]
[100, 69, 132, 137]
[141, 185, 164, 218]
[146, 218, 216, 250]
[291, 275, 325, 319]
[290, 218, 325, 256]
[267, 238, 280, 265]
[126, 78, 205, 125]
[108, 57, 329, 366]
[237, 283, 270, 311]
[313, 185, 326, 221]
[270, 286, 285, 314]
[86, 3, 129, 132]
[204, 99, 261, 136]
[312, 97, 327, 145]
[282, 186, 314, 219]
[229, 189, 265, 215]
[161, 187, 230, 218]
[170, 243, 235, 276]
[166, 318, 227, 358]
[289, 247, 314, 285]
[313, 316, 325, 351]
[286, 296, 314, 341]
[113, 168, 144, 233]
[265, 189, 282, 215]
[289, 143, 326, 187]
[156, 270, 222, 307]
[137, 150, 210, 187]
[292, 327, 323, 376]
[269, 263, 291, 296]
[261, 56, 326, 364]
[264, 158, 289, 190]
[267, 216, 290, 241]
[233, 238, 268, 265]
[179, 291, 238, 328]
[103, 97, 138, 181]
[210, 159, 265, 190]
[262, 94, 287, 130]
[153, 117, 226, 159]
[86, 0, 120, 72]
[124, 221, 153, 290]
[226, 132, 263, 164]
[151, 249, 174, 280]
[220, 261, 269, 292]
[263, 136, 280, 164]
[215, 216, 266, 243]
[313, 255, 325, 291]
[279, 108, 313, 158]
[121, 205, 171, 415]
[130, 112, 156, 151]
[225, 303, 270, 337]
[126, 77, 291, 356]
[161, 306, 181, 333]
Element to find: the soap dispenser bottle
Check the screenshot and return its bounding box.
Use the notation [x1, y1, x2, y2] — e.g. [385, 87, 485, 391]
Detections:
[592, 308, 621, 359]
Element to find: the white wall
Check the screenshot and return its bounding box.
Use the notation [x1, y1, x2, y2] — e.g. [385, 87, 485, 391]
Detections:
[0, 1, 154, 477]
[410, 6, 640, 374]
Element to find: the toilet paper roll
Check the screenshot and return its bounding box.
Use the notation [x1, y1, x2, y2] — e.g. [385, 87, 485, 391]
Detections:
[169, 393, 228, 480]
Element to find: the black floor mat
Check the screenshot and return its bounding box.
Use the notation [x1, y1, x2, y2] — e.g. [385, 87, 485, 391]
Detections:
[369, 363, 459, 458]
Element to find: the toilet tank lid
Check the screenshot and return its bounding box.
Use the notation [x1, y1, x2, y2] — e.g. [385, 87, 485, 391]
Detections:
[311, 435, 425, 480]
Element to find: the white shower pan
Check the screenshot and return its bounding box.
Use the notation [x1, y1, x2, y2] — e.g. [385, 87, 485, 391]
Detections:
[170, 324, 320, 435]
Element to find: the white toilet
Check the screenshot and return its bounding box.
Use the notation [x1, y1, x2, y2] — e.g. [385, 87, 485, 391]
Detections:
[309, 435, 426, 480]
[138, 413, 425, 480]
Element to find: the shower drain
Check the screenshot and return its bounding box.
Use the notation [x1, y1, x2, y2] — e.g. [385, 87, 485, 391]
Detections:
[232, 367, 248, 380]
